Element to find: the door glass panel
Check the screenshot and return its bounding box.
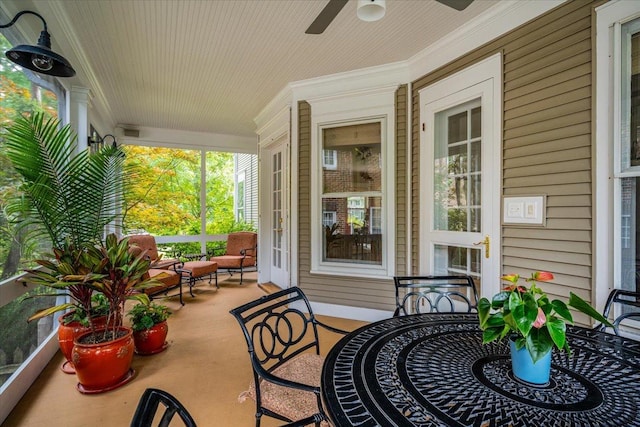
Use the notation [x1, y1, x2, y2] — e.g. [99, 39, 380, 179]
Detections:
[433, 244, 482, 298]
[620, 178, 638, 298]
[434, 100, 482, 233]
[272, 152, 282, 269]
[618, 19, 640, 324]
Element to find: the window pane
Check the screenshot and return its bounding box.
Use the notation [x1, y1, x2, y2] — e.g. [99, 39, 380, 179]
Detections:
[433, 244, 482, 296]
[322, 123, 382, 193]
[433, 100, 482, 233]
[322, 196, 382, 265]
[0, 286, 57, 387]
[0, 34, 60, 279]
[620, 19, 640, 323]
[630, 32, 640, 167]
[621, 177, 640, 295]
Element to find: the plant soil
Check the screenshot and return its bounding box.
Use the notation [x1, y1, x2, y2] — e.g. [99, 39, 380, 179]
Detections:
[77, 329, 128, 344]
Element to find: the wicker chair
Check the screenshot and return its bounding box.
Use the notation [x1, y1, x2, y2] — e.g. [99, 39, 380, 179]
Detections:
[230, 286, 348, 426]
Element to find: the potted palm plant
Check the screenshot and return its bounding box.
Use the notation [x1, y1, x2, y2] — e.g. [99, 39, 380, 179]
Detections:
[3, 112, 159, 393]
[127, 301, 172, 355]
[4, 112, 133, 374]
[478, 271, 612, 384]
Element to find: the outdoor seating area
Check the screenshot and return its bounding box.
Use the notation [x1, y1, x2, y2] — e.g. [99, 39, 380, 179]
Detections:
[4, 0, 640, 425]
[2, 273, 366, 427]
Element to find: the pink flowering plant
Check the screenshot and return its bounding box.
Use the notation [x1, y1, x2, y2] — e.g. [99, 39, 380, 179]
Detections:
[478, 272, 612, 362]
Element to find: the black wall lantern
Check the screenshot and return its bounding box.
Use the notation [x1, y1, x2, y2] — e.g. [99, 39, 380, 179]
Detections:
[0, 10, 75, 77]
[88, 131, 118, 148]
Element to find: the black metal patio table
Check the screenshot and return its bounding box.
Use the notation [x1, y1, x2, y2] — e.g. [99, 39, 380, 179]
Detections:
[321, 313, 640, 427]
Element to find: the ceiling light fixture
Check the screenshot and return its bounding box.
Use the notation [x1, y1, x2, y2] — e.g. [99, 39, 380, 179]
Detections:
[357, 0, 386, 22]
[0, 10, 75, 77]
[88, 132, 118, 148]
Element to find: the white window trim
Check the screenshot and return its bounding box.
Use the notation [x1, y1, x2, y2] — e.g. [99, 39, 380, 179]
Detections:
[370, 206, 382, 234]
[308, 86, 396, 279]
[235, 169, 246, 221]
[322, 149, 338, 170]
[595, 0, 640, 314]
[322, 211, 337, 227]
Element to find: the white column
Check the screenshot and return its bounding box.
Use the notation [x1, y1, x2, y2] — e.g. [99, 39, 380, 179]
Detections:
[67, 86, 92, 153]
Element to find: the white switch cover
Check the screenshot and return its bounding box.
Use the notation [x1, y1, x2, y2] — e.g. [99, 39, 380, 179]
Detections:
[503, 196, 545, 225]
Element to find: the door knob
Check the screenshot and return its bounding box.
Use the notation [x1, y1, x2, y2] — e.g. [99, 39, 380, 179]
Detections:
[473, 235, 490, 258]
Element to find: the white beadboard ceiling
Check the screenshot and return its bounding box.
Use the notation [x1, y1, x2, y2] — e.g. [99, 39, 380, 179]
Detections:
[2, 0, 501, 138]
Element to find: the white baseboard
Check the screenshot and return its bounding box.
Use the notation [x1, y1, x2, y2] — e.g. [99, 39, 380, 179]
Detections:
[291, 300, 392, 323]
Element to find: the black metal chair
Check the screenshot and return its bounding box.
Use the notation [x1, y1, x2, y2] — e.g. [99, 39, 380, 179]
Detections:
[130, 388, 197, 427]
[393, 275, 479, 316]
[230, 286, 348, 427]
[595, 289, 640, 335]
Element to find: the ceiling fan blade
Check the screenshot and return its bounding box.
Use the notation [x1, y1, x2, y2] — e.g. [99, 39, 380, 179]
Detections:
[305, 0, 349, 35]
[436, 0, 474, 12]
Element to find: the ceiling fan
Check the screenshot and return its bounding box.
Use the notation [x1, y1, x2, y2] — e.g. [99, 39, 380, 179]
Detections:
[305, 0, 475, 35]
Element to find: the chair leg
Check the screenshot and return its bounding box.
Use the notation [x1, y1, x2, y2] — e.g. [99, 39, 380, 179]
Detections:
[188, 275, 196, 297]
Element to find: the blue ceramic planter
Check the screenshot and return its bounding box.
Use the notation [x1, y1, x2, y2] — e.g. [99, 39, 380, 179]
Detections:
[509, 339, 551, 385]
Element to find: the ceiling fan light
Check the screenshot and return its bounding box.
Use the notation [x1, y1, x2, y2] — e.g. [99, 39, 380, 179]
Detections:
[357, 0, 386, 22]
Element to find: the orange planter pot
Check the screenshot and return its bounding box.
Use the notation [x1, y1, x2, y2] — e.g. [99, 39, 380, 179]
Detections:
[133, 321, 169, 355]
[72, 326, 135, 394]
[57, 313, 107, 374]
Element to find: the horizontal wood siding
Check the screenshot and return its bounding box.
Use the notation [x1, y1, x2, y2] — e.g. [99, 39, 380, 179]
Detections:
[236, 153, 258, 227]
[411, 0, 598, 309]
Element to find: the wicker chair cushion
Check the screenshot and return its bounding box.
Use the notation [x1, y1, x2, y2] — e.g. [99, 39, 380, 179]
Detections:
[225, 232, 257, 256]
[238, 353, 328, 425]
[210, 254, 254, 269]
[127, 234, 180, 269]
[127, 235, 159, 260]
[144, 269, 180, 295]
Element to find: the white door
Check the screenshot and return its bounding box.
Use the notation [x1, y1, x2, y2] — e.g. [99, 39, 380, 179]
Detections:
[267, 139, 289, 287]
[419, 55, 502, 299]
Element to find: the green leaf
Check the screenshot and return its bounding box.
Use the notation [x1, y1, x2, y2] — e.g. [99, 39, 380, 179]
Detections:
[546, 317, 566, 350]
[478, 298, 491, 327]
[551, 300, 573, 323]
[482, 327, 504, 344]
[491, 291, 510, 309]
[568, 292, 613, 327]
[512, 304, 534, 337]
[526, 328, 553, 363]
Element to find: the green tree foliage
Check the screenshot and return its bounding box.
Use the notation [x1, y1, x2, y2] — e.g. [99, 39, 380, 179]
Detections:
[123, 146, 237, 236]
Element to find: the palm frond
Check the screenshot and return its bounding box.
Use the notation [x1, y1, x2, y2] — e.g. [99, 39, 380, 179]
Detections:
[4, 112, 129, 249]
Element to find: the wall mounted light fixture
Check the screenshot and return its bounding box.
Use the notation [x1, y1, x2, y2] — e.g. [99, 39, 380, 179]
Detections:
[0, 10, 75, 77]
[88, 132, 118, 148]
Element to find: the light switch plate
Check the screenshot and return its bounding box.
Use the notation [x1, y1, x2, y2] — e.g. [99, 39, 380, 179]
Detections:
[503, 195, 546, 226]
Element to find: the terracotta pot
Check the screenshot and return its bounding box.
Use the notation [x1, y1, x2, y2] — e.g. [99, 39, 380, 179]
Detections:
[57, 313, 107, 374]
[133, 321, 169, 355]
[72, 326, 135, 394]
